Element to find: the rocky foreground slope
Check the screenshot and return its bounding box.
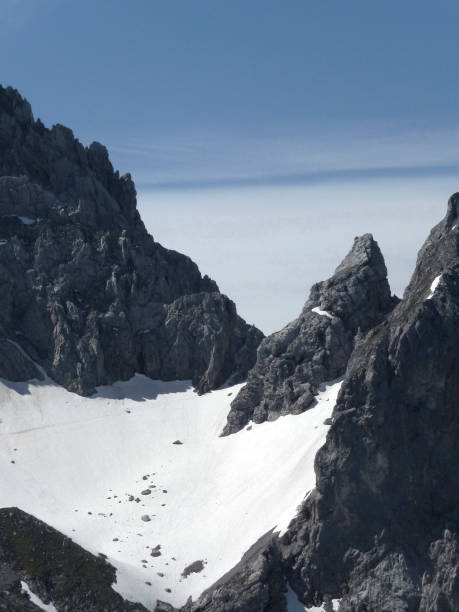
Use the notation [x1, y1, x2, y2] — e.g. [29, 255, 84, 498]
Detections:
[0, 85, 262, 395]
[0, 507, 147, 611]
[172, 195, 458, 611]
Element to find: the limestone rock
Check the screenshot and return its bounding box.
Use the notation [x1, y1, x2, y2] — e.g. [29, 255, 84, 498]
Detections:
[223, 233, 394, 434]
[281, 196, 459, 610]
[0, 85, 262, 394]
[0, 507, 147, 611]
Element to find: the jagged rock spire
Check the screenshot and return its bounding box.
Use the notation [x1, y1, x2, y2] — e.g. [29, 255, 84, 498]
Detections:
[223, 233, 394, 435]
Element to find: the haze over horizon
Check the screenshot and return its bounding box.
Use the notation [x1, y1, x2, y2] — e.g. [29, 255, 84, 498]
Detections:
[1, 0, 458, 332]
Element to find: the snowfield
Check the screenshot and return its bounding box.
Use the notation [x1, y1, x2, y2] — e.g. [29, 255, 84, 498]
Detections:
[0, 370, 341, 610]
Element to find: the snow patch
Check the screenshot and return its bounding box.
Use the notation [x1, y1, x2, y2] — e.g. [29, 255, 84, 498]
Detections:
[426, 274, 442, 300]
[0, 375, 341, 610]
[18, 216, 36, 225]
[20, 581, 57, 611]
[2, 214, 36, 225]
[311, 307, 334, 319]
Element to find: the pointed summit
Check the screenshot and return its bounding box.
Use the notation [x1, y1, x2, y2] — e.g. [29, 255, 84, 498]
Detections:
[281, 194, 459, 611]
[222, 234, 394, 435]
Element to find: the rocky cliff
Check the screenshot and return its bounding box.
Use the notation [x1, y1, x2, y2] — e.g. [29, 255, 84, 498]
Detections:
[0, 85, 262, 394]
[177, 195, 459, 611]
[223, 233, 395, 435]
[281, 193, 459, 611]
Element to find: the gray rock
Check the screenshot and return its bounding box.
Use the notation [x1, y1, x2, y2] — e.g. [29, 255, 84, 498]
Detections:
[178, 532, 286, 612]
[0, 339, 43, 382]
[0, 507, 147, 611]
[223, 233, 394, 434]
[280, 195, 459, 610]
[181, 560, 205, 578]
[0, 85, 263, 395]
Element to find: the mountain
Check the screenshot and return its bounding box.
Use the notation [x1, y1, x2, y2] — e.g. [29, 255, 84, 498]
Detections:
[223, 233, 395, 435]
[175, 195, 458, 611]
[0, 85, 262, 396]
[0, 84, 458, 612]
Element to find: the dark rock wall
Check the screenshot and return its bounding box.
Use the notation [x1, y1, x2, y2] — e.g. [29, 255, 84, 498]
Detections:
[0, 507, 148, 611]
[0, 85, 262, 394]
[281, 196, 459, 611]
[187, 197, 459, 612]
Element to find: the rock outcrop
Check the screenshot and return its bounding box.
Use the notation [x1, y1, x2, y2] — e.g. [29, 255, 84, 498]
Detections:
[281, 194, 459, 611]
[0, 507, 147, 611]
[156, 533, 287, 612]
[223, 233, 394, 435]
[184, 196, 459, 611]
[0, 85, 262, 394]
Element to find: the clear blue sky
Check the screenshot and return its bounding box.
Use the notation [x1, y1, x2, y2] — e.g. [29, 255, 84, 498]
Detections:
[1, 1, 459, 332]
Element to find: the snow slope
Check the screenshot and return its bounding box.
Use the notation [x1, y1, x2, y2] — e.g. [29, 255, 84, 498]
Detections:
[0, 371, 341, 610]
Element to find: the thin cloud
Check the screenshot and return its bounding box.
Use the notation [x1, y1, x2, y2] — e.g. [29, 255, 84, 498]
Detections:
[108, 125, 459, 190]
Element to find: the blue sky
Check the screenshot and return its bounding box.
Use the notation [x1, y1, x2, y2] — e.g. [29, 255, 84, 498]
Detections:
[1, 1, 459, 331]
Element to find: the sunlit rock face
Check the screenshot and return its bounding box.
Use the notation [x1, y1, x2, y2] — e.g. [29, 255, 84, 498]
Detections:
[0, 85, 262, 395]
[223, 232, 395, 435]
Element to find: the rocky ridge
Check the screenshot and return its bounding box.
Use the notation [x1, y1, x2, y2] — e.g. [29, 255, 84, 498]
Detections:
[178, 195, 459, 611]
[223, 233, 395, 435]
[0, 507, 147, 611]
[0, 85, 262, 394]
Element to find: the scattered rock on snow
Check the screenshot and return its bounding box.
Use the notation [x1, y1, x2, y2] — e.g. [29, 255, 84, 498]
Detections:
[181, 560, 205, 578]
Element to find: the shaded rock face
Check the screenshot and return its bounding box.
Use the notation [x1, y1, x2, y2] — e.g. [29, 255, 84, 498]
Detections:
[156, 534, 287, 612]
[186, 196, 458, 611]
[281, 195, 459, 611]
[223, 233, 394, 435]
[0, 85, 262, 394]
[0, 507, 147, 611]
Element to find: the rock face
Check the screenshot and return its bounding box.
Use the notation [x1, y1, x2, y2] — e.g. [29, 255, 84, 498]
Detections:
[156, 533, 287, 612]
[184, 196, 459, 611]
[223, 233, 394, 435]
[281, 194, 459, 611]
[0, 507, 147, 611]
[0, 85, 262, 394]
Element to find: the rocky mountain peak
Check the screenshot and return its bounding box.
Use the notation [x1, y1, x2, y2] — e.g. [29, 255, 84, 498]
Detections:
[0, 85, 33, 126]
[222, 233, 394, 435]
[446, 191, 459, 224]
[182, 194, 459, 612]
[280, 195, 459, 611]
[306, 232, 393, 332]
[0, 84, 263, 395]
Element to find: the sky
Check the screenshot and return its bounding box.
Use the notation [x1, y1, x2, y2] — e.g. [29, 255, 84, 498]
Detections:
[1, 1, 459, 332]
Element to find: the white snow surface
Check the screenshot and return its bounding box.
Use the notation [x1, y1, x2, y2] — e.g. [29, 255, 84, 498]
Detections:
[17, 216, 36, 225]
[20, 581, 57, 611]
[426, 274, 442, 299]
[311, 307, 334, 319]
[0, 373, 341, 610]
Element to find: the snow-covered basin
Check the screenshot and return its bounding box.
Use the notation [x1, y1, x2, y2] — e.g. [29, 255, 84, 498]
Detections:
[0, 373, 341, 610]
